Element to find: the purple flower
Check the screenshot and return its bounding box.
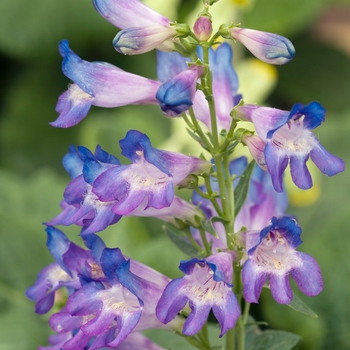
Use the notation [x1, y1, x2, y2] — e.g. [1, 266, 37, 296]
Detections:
[93, 0, 176, 54]
[48, 145, 122, 235]
[230, 27, 295, 65]
[242, 216, 323, 304]
[156, 252, 240, 336]
[51, 40, 161, 128]
[238, 102, 345, 192]
[91, 130, 210, 215]
[49, 248, 181, 349]
[157, 43, 241, 130]
[49, 132, 209, 233]
[156, 65, 204, 117]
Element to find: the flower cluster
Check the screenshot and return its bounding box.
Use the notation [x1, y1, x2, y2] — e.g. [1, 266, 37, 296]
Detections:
[27, 0, 345, 349]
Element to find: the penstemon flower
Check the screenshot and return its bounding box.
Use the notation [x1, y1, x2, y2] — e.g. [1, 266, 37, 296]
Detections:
[156, 252, 240, 337]
[237, 102, 345, 191]
[242, 216, 323, 304]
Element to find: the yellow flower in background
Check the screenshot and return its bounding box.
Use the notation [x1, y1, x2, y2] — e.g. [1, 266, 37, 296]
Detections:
[285, 161, 321, 207]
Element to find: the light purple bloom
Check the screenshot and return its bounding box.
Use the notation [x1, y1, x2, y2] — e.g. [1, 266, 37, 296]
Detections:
[91, 130, 210, 215]
[242, 216, 323, 304]
[26, 226, 92, 314]
[49, 247, 180, 349]
[238, 102, 345, 192]
[230, 27, 295, 65]
[49, 132, 209, 233]
[48, 145, 122, 235]
[157, 43, 241, 130]
[156, 65, 204, 117]
[93, 0, 176, 54]
[156, 252, 240, 336]
[51, 40, 161, 128]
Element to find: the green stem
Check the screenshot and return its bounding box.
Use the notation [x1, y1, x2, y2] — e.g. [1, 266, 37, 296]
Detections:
[188, 108, 214, 152]
[184, 229, 206, 254]
[213, 154, 230, 220]
[223, 152, 234, 235]
[225, 327, 235, 350]
[198, 178, 224, 218]
[199, 227, 212, 256]
[201, 46, 219, 150]
[234, 267, 245, 350]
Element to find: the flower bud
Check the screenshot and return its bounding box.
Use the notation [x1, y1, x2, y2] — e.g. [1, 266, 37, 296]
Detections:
[230, 27, 295, 65]
[193, 15, 213, 42]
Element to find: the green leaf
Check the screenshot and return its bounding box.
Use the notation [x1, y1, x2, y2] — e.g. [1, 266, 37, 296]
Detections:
[248, 330, 301, 350]
[163, 224, 199, 257]
[286, 295, 318, 318]
[200, 218, 219, 238]
[234, 160, 256, 216]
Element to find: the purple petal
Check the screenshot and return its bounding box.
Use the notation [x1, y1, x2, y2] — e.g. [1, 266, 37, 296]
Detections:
[290, 154, 312, 190]
[310, 140, 345, 176]
[237, 104, 289, 141]
[242, 259, 268, 303]
[157, 51, 188, 82]
[156, 66, 204, 117]
[113, 26, 176, 55]
[50, 87, 93, 128]
[291, 252, 323, 297]
[269, 273, 293, 304]
[92, 0, 171, 29]
[183, 301, 211, 335]
[265, 142, 288, 192]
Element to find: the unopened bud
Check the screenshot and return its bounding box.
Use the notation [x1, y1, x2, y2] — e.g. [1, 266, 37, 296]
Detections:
[193, 15, 213, 42]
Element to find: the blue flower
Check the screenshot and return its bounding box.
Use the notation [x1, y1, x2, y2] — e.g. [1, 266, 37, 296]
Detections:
[242, 216, 323, 304]
[157, 43, 241, 130]
[156, 66, 204, 117]
[238, 102, 345, 192]
[156, 252, 240, 336]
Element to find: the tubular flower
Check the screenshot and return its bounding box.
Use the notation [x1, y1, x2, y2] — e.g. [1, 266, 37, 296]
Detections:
[26, 226, 92, 314]
[47, 145, 122, 235]
[91, 130, 211, 214]
[48, 131, 210, 233]
[242, 216, 323, 304]
[49, 247, 181, 349]
[157, 43, 241, 130]
[156, 252, 240, 337]
[156, 65, 205, 117]
[30, 229, 182, 349]
[237, 102, 345, 192]
[93, 0, 177, 54]
[51, 40, 161, 128]
[229, 27, 295, 65]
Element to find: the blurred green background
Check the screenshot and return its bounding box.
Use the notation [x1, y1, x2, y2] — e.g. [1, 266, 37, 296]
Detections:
[0, 0, 349, 349]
